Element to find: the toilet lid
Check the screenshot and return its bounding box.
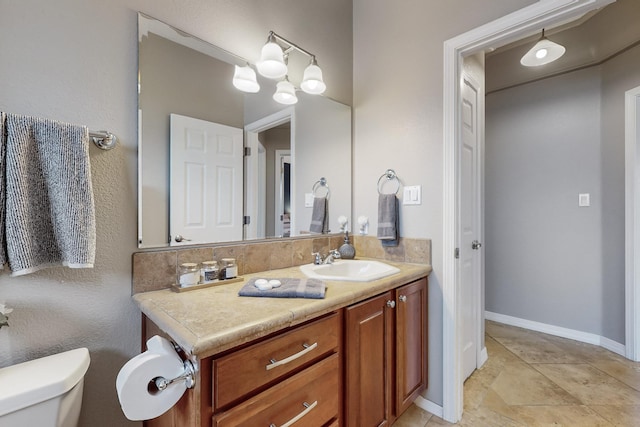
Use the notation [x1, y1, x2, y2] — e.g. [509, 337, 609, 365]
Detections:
[0, 348, 90, 416]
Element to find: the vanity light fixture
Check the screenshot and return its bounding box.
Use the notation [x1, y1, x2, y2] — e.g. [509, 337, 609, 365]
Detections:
[232, 64, 260, 93]
[250, 31, 326, 104]
[301, 57, 326, 95]
[273, 76, 298, 105]
[520, 29, 566, 67]
[257, 33, 288, 79]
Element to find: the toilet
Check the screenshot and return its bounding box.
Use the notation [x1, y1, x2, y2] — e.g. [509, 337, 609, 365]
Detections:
[0, 348, 90, 427]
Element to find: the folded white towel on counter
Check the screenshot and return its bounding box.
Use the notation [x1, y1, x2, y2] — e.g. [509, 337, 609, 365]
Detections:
[3, 113, 96, 276]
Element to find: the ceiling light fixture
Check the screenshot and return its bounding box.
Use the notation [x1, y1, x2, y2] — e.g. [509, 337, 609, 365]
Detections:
[236, 31, 326, 104]
[520, 29, 566, 67]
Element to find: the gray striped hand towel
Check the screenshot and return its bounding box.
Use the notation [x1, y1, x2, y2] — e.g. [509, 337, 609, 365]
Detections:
[0, 112, 6, 268]
[3, 113, 96, 276]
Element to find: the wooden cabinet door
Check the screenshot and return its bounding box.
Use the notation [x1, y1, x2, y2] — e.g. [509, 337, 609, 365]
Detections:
[344, 291, 394, 427]
[395, 278, 428, 415]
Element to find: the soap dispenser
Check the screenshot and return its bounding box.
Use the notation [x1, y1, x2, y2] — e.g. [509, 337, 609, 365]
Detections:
[339, 230, 356, 259]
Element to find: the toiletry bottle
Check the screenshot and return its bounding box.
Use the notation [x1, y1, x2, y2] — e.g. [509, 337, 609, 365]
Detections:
[339, 230, 356, 259]
[218, 258, 237, 280]
[179, 263, 199, 287]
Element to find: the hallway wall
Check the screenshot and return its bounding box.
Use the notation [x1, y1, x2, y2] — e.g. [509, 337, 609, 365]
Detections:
[485, 43, 640, 344]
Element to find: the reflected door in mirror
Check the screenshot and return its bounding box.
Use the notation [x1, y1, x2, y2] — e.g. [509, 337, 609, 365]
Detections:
[170, 114, 243, 245]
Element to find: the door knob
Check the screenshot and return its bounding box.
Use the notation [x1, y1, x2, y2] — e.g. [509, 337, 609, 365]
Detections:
[174, 234, 192, 243]
[386, 300, 396, 308]
[399, 295, 407, 303]
[471, 240, 482, 250]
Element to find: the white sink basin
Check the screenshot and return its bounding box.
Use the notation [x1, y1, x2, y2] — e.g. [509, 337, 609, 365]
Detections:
[300, 260, 400, 282]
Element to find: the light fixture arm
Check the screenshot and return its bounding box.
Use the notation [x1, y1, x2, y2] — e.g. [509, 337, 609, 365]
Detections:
[268, 31, 317, 62]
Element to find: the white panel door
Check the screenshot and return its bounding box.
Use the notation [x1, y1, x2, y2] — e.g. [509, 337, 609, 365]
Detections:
[460, 75, 482, 381]
[170, 114, 243, 246]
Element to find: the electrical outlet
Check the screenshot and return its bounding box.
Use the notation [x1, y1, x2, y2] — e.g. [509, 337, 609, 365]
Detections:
[579, 193, 590, 207]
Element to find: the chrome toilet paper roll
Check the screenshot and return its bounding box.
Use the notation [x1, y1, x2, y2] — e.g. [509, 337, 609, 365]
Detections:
[116, 336, 187, 421]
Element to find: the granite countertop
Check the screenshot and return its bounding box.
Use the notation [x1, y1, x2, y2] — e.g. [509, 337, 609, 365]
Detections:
[133, 260, 432, 359]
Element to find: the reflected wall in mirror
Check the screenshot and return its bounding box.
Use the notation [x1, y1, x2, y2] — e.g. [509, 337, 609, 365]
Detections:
[138, 13, 352, 248]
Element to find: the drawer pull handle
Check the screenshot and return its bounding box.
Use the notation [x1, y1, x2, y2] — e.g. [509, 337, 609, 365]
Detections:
[269, 401, 318, 427]
[266, 342, 318, 371]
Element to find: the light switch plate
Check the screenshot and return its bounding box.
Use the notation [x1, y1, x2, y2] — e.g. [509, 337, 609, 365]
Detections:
[403, 185, 422, 205]
[579, 193, 590, 207]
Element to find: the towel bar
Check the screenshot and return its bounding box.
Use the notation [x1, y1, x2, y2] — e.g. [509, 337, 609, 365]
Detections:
[89, 130, 118, 150]
[377, 169, 400, 195]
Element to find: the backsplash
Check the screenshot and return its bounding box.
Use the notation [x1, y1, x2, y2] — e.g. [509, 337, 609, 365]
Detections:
[132, 235, 431, 294]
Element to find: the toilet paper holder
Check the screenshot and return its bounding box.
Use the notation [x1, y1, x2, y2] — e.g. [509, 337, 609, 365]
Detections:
[153, 358, 196, 391]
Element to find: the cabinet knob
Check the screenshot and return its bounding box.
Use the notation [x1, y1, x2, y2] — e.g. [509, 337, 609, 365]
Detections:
[386, 300, 396, 308]
[399, 295, 407, 303]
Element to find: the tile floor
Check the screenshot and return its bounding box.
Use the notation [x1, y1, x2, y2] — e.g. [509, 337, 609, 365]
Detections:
[395, 320, 640, 426]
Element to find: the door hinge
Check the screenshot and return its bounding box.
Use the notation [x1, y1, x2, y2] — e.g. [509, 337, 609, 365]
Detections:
[243, 215, 251, 225]
[454, 248, 460, 259]
[244, 147, 251, 156]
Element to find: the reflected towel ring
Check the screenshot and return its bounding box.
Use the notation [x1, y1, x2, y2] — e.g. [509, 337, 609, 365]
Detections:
[377, 169, 400, 195]
[312, 177, 331, 199]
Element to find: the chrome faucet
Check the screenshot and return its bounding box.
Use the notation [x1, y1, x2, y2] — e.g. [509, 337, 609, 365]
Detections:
[312, 249, 342, 265]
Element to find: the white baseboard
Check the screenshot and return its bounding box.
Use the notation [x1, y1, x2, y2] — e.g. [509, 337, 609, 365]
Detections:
[414, 395, 443, 418]
[485, 311, 626, 357]
[601, 335, 626, 356]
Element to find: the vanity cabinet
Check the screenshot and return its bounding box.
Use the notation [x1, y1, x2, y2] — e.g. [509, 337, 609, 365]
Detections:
[143, 276, 428, 427]
[344, 278, 428, 427]
[212, 312, 342, 426]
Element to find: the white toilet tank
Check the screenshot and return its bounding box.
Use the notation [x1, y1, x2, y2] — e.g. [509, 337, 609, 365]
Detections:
[0, 348, 90, 427]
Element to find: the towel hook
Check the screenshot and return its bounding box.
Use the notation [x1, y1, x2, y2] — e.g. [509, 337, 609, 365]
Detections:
[377, 169, 400, 195]
[312, 177, 331, 199]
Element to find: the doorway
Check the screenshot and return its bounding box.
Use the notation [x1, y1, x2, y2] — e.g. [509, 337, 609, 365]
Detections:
[244, 108, 295, 240]
[442, 0, 616, 422]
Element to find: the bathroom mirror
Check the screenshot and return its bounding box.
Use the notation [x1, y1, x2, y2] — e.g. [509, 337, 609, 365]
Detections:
[138, 13, 352, 248]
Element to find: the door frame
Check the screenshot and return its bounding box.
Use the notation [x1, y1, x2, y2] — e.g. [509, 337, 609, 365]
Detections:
[244, 107, 296, 239]
[442, 0, 616, 422]
[626, 85, 640, 361]
[274, 150, 291, 237]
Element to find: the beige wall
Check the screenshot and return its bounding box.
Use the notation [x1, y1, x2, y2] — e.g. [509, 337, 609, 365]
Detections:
[0, 0, 555, 423]
[0, 1, 351, 426]
[352, 0, 537, 406]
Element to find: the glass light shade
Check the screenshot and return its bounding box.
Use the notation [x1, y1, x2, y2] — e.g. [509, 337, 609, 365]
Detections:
[257, 42, 288, 79]
[520, 38, 566, 67]
[232, 65, 260, 93]
[301, 63, 326, 94]
[273, 79, 298, 105]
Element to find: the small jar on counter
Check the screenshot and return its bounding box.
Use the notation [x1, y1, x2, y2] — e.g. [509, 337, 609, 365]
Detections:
[178, 263, 199, 287]
[200, 261, 219, 284]
[218, 258, 237, 280]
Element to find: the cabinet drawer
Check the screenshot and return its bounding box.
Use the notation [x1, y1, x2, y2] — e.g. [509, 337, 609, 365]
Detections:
[213, 353, 340, 427]
[213, 312, 340, 410]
